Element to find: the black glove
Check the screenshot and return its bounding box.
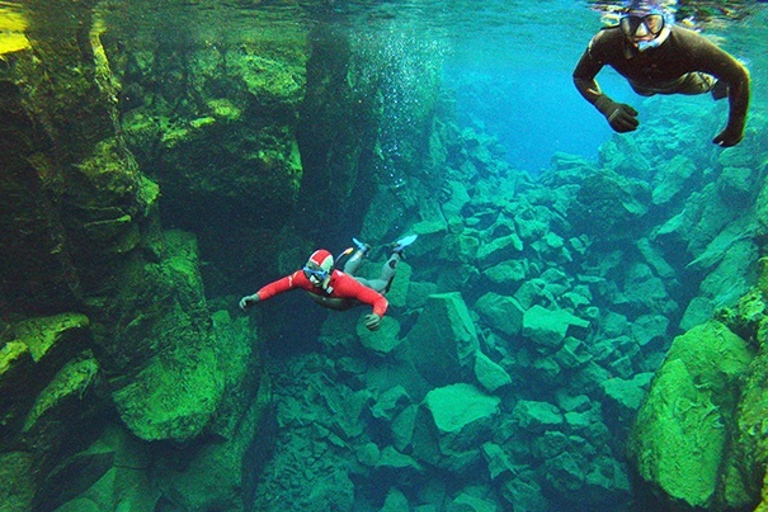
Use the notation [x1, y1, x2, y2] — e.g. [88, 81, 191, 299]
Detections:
[364, 313, 382, 331]
[239, 294, 260, 311]
[713, 125, 743, 147]
[595, 96, 639, 133]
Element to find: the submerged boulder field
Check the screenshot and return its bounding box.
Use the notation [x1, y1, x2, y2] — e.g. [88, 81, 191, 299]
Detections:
[2, 2, 768, 512]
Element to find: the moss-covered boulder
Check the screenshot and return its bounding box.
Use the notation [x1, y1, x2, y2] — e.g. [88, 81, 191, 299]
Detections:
[627, 320, 754, 510]
[105, 231, 224, 442]
[411, 383, 500, 472]
[405, 293, 479, 387]
[1, 313, 91, 446]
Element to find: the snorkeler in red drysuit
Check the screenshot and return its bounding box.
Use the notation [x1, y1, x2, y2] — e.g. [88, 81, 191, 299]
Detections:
[238, 235, 417, 331]
[573, 0, 750, 147]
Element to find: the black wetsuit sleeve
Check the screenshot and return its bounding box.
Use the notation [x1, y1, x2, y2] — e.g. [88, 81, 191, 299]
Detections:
[681, 29, 750, 135]
[573, 31, 609, 105]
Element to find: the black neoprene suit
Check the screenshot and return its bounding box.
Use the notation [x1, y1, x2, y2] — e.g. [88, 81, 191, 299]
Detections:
[573, 24, 750, 138]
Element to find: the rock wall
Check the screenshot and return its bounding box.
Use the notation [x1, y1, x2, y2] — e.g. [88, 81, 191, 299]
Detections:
[1, 4, 270, 512]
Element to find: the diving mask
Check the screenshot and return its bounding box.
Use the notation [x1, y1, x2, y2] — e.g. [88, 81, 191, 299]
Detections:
[303, 266, 328, 286]
[619, 13, 665, 38]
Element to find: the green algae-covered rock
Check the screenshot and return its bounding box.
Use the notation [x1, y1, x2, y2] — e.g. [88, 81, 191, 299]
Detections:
[357, 315, 402, 355]
[522, 305, 588, 351]
[112, 348, 220, 442]
[107, 231, 225, 443]
[474, 351, 512, 393]
[0, 451, 35, 512]
[12, 313, 90, 363]
[651, 154, 696, 205]
[476, 233, 524, 269]
[412, 383, 500, 471]
[473, 292, 525, 337]
[153, 372, 273, 512]
[511, 400, 563, 433]
[1, 314, 91, 445]
[406, 293, 479, 387]
[627, 320, 754, 510]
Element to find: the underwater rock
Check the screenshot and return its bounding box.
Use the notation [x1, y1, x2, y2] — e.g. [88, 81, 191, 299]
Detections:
[441, 180, 472, 219]
[1, 314, 91, 446]
[21, 356, 103, 475]
[481, 260, 528, 290]
[511, 400, 563, 433]
[473, 292, 525, 337]
[371, 385, 411, 422]
[50, 423, 158, 512]
[446, 492, 498, 512]
[630, 314, 670, 347]
[482, 442, 517, 481]
[153, 374, 274, 512]
[357, 315, 402, 355]
[439, 233, 481, 264]
[380, 487, 411, 512]
[473, 350, 512, 393]
[545, 451, 587, 493]
[580, 455, 631, 505]
[391, 404, 419, 452]
[568, 169, 650, 242]
[0, 451, 35, 512]
[600, 373, 653, 431]
[406, 293, 479, 387]
[499, 474, 547, 512]
[627, 320, 754, 510]
[717, 166, 754, 206]
[651, 154, 696, 205]
[107, 231, 225, 443]
[699, 238, 758, 309]
[622, 262, 677, 316]
[680, 296, 716, 331]
[411, 383, 500, 472]
[522, 305, 588, 352]
[552, 337, 592, 370]
[385, 260, 413, 309]
[636, 237, 676, 281]
[35, 446, 114, 512]
[376, 446, 424, 476]
[476, 233, 524, 269]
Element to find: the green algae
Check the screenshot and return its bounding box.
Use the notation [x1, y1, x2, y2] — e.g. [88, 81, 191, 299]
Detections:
[23, 357, 99, 432]
[13, 313, 90, 363]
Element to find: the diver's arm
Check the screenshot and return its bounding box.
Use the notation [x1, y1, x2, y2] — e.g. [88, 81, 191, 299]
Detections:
[678, 28, 750, 146]
[255, 271, 304, 301]
[574, 34, 639, 133]
[573, 33, 609, 105]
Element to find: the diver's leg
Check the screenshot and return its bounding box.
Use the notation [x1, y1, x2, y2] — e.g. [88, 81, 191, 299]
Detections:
[343, 238, 371, 276]
[363, 253, 400, 294]
[343, 250, 366, 276]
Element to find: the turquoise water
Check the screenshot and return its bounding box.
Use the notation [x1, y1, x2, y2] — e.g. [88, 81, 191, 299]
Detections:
[4, 1, 768, 511]
[100, 0, 767, 173]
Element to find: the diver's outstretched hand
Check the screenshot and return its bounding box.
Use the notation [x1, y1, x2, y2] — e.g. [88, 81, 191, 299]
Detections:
[713, 126, 743, 147]
[239, 294, 260, 311]
[364, 313, 381, 331]
[595, 96, 639, 133]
